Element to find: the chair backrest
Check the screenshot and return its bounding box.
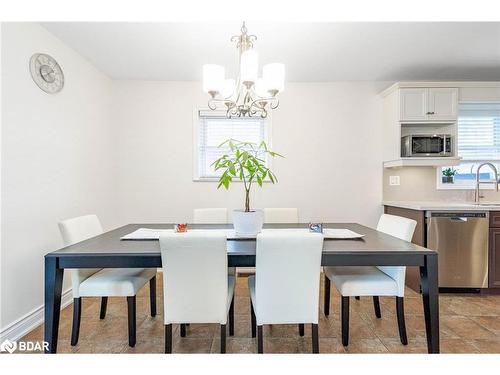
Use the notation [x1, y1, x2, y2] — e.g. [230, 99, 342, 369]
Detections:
[376, 214, 417, 297]
[254, 231, 323, 325]
[193, 208, 228, 224]
[160, 232, 229, 324]
[263, 208, 299, 224]
[58, 215, 103, 297]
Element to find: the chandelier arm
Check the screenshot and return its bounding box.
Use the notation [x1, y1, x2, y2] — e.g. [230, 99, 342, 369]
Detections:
[249, 96, 278, 109]
[208, 99, 218, 110]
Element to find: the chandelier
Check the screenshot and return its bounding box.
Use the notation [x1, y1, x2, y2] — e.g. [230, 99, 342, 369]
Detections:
[202, 22, 285, 118]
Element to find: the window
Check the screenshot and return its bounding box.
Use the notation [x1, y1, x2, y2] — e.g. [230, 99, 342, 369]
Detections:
[195, 111, 270, 180]
[439, 103, 500, 188]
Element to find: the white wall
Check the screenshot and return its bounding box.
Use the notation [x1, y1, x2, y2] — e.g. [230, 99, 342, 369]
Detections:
[112, 81, 384, 227]
[1, 23, 116, 333]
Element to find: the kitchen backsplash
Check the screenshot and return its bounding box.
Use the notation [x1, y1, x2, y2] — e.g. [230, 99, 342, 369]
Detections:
[383, 167, 500, 202]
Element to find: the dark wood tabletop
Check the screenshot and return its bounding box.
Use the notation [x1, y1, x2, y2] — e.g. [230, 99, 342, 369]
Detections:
[49, 223, 436, 256]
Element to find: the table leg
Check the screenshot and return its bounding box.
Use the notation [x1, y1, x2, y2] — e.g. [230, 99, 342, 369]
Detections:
[44, 256, 64, 353]
[420, 254, 439, 354]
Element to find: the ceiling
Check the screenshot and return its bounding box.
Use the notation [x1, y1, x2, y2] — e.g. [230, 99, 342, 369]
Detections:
[41, 22, 500, 82]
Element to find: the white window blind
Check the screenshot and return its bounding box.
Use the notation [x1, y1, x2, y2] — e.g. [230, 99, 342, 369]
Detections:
[197, 112, 268, 179]
[458, 103, 500, 161]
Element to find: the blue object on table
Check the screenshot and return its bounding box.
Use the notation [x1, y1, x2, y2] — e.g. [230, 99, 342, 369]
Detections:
[309, 222, 323, 233]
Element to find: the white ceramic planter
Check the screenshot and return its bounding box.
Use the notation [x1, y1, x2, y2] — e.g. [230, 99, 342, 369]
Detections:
[232, 209, 264, 236]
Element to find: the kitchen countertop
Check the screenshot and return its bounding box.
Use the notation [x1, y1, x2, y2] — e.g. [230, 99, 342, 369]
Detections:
[383, 200, 500, 211]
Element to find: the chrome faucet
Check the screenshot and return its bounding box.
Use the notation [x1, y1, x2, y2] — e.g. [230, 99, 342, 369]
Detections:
[475, 162, 499, 203]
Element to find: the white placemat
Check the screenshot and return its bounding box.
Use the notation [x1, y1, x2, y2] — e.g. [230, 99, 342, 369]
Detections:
[322, 228, 365, 239]
[121, 227, 364, 240]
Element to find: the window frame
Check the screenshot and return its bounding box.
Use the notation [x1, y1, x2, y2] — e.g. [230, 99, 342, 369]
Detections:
[436, 102, 500, 190]
[192, 108, 273, 182]
[436, 161, 500, 190]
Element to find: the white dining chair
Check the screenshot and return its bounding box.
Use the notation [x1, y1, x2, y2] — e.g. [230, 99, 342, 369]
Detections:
[238, 208, 300, 275]
[193, 208, 228, 224]
[248, 231, 324, 353]
[58, 214, 157, 347]
[160, 232, 235, 353]
[193, 208, 235, 277]
[263, 208, 299, 224]
[323, 214, 417, 347]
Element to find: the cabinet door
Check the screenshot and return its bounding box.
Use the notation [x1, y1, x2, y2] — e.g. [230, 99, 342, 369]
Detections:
[427, 88, 458, 121]
[400, 88, 428, 121]
[489, 227, 500, 288]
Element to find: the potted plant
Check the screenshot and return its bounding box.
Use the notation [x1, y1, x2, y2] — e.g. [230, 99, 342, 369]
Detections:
[442, 168, 457, 184]
[212, 139, 283, 236]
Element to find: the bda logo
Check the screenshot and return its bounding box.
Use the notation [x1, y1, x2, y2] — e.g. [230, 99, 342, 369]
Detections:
[0, 339, 17, 353]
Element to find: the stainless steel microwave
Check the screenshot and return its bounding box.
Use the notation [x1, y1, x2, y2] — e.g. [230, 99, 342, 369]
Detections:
[401, 134, 452, 157]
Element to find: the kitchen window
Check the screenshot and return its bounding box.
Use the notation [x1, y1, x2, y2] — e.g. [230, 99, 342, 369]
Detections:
[194, 110, 270, 180]
[438, 102, 500, 189]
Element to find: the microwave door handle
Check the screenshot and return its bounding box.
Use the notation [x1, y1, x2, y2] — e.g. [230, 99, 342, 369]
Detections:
[441, 135, 447, 156]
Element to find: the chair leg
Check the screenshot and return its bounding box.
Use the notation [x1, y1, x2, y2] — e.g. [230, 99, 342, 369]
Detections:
[250, 302, 256, 338]
[180, 324, 186, 337]
[257, 325, 264, 354]
[299, 324, 305, 336]
[165, 324, 172, 353]
[99, 297, 108, 319]
[220, 324, 227, 354]
[311, 323, 319, 354]
[396, 297, 408, 345]
[149, 276, 157, 317]
[373, 296, 382, 318]
[341, 296, 350, 347]
[127, 296, 136, 347]
[229, 297, 235, 336]
[323, 276, 331, 316]
[70, 297, 81, 346]
[355, 296, 360, 300]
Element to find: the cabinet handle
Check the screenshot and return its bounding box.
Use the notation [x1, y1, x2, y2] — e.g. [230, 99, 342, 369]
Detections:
[427, 111, 435, 115]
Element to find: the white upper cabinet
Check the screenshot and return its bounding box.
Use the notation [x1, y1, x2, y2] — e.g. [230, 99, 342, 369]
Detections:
[427, 88, 458, 121]
[400, 88, 428, 121]
[400, 87, 458, 122]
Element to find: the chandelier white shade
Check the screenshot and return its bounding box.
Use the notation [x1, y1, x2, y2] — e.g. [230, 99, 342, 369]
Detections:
[202, 22, 285, 118]
[202, 64, 224, 94]
[263, 63, 285, 93]
[240, 50, 259, 85]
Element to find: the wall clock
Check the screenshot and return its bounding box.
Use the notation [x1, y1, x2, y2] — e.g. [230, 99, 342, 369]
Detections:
[29, 53, 64, 94]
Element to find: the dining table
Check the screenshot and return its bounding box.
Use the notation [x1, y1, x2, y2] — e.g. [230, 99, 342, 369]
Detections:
[44, 222, 439, 353]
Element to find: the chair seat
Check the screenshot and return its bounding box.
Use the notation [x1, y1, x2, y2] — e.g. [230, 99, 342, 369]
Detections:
[78, 268, 157, 297]
[324, 266, 399, 297]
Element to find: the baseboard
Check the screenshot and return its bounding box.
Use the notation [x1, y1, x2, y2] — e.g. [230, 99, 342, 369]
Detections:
[0, 288, 73, 342]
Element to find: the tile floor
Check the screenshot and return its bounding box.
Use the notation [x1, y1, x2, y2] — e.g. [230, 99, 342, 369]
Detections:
[20, 274, 500, 354]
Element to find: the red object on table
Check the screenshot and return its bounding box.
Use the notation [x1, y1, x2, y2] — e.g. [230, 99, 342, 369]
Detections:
[175, 223, 188, 232]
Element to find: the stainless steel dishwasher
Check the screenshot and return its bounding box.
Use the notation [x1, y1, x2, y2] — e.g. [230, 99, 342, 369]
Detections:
[426, 211, 489, 288]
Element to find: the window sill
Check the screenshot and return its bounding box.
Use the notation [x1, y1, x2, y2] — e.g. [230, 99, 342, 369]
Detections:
[436, 183, 497, 190]
[193, 177, 272, 183]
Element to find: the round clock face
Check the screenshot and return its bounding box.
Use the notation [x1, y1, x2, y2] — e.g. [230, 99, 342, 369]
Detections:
[29, 53, 64, 94]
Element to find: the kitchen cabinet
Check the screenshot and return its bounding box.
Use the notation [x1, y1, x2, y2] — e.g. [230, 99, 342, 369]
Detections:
[400, 88, 428, 121]
[400, 88, 458, 122]
[489, 212, 500, 288]
[427, 88, 458, 121]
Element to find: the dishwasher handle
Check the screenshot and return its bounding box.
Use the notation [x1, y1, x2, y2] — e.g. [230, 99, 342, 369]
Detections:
[449, 217, 468, 222]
